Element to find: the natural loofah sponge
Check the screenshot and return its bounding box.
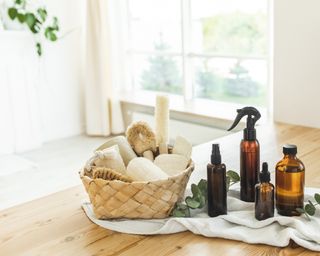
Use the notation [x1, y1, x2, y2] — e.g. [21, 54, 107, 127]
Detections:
[126, 157, 168, 182]
[154, 154, 189, 176]
[92, 167, 132, 182]
[126, 121, 156, 155]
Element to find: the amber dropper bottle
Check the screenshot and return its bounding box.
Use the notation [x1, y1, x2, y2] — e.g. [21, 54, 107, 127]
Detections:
[255, 162, 274, 221]
[276, 144, 305, 216]
[207, 144, 227, 217]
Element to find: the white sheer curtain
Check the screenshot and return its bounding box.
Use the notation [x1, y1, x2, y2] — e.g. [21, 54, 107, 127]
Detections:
[84, 0, 124, 136]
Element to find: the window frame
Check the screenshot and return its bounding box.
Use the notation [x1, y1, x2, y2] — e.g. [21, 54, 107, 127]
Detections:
[122, 0, 271, 109]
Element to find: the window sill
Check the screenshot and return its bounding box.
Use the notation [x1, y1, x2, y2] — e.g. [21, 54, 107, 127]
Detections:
[119, 90, 267, 130]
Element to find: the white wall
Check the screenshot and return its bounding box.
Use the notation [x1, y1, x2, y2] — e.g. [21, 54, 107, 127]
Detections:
[274, 0, 320, 128]
[40, 0, 85, 141]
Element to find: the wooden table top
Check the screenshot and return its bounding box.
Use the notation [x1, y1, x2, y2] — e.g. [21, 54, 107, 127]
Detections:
[1, 122, 320, 256]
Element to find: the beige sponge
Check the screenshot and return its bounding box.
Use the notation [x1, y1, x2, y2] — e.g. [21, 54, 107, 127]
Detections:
[154, 154, 189, 176]
[172, 136, 192, 160]
[126, 157, 168, 182]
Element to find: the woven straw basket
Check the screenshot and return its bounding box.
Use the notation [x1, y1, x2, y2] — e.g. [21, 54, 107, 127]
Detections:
[79, 161, 194, 219]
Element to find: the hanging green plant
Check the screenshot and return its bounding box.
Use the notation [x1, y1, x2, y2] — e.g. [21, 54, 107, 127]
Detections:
[7, 0, 60, 56]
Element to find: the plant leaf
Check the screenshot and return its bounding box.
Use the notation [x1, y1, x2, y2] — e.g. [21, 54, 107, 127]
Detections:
[226, 176, 231, 191]
[227, 170, 240, 182]
[37, 8, 47, 22]
[185, 196, 201, 209]
[25, 13, 36, 28]
[17, 13, 25, 23]
[191, 184, 201, 197]
[171, 203, 190, 217]
[314, 193, 320, 204]
[15, 0, 25, 5]
[198, 179, 207, 200]
[305, 204, 316, 216]
[8, 8, 18, 20]
[36, 42, 42, 56]
[44, 27, 58, 41]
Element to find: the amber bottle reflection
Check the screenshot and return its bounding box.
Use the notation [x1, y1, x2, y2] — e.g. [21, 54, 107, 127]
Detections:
[240, 140, 260, 202]
[276, 144, 305, 216]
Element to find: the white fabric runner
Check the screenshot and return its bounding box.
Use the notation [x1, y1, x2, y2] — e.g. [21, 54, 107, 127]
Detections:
[82, 187, 320, 251]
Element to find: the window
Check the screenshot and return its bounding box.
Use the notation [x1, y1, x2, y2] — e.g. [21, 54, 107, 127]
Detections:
[124, 0, 269, 107]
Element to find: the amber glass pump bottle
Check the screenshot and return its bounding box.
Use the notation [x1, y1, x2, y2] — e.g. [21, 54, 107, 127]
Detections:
[207, 144, 227, 217]
[276, 144, 305, 216]
[228, 107, 261, 202]
[255, 162, 274, 220]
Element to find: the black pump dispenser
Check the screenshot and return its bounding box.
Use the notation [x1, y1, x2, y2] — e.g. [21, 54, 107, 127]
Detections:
[227, 106, 261, 141]
[211, 144, 221, 164]
[259, 162, 270, 183]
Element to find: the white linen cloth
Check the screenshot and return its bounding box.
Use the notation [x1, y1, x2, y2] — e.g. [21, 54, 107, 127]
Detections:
[82, 187, 320, 251]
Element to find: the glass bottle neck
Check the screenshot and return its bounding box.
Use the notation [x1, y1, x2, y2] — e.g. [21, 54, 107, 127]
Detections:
[283, 154, 297, 159]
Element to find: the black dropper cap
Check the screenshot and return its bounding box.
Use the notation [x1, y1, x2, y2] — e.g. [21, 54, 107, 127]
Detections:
[283, 144, 297, 155]
[259, 162, 270, 183]
[211, 144, 221, 164]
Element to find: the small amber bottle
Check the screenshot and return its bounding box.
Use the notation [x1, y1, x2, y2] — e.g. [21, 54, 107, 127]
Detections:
[276, 144, 305, 216]
[207, 144, 227, 217]
[255, 162, 274, 221]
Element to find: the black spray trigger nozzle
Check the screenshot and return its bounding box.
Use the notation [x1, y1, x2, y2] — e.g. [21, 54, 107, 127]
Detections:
[227, 106, 261, 131]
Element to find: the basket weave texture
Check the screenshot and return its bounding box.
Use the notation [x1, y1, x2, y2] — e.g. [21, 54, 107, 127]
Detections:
[79, 162, 194, 219]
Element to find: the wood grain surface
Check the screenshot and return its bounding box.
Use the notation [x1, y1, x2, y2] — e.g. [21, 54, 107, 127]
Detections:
[1, 123, 320, 256]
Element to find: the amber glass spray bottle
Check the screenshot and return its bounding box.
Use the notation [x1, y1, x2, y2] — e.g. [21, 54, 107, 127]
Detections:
[207, 144, 227, 217]
[228, 107, 261, 202]
[276, 144, 305, 216]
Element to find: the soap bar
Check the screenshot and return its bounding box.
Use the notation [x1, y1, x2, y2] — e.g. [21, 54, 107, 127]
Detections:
[154, 154, 189, 176]
[95, 136, 137, 166]
[126, 158, 168, 182]
[92, 145, 126, 174]
[172, 136, 192, 160]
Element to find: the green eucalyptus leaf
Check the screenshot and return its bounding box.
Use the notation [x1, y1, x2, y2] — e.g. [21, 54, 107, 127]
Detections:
[227, 170, 240, 182]
[191, 184, 201, 197]
[198, 179, 207, 196]
[296, 208, 305, 214]
[198, 195, 206, 208]
[44, 27, 58, 41]
[308, 200, 316, 208]
[305, 204, 316, 216]
[314, 193, 320, 204]
[37, 8, 47, 22]
[17, 13, 25, 23]
[185, 196, 200, 209]
[8, 8, 18, 20]
[171, 203, 190, 217]
[36, 42, 42, 56]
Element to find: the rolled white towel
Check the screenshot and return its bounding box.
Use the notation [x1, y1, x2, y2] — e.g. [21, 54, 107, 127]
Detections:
[126, 158, 168, 182]
[154, 154, 189, 176]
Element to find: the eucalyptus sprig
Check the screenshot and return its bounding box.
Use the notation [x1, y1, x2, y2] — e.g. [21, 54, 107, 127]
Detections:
[171, 170, 240, 217]
[7, 0, 60, 56]
[296, 193, 320, 220]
